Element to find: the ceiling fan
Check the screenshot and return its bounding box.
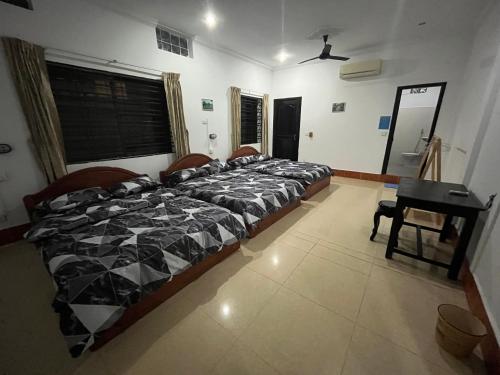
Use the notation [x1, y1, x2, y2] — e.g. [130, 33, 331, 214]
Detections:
[298, 34, 350, 64]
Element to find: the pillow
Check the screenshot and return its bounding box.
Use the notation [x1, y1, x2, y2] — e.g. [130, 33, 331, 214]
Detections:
[228, 154, 270, 167]
[109, 175, 160, 198]
[35, 187, 110, 214]
[199, 159, 231, 175]
[256, 154, 271, 162]
[227, 155, 256, 168]
[164, 167, 209, 187]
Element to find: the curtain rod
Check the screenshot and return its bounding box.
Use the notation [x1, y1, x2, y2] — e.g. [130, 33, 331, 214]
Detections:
[241, 89, 265, 98]
[45, 47, 164, 78]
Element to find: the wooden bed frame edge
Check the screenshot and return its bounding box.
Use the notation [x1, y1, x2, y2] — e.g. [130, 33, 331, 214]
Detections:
[159, 153, 214, 184]
[227, 146, 260, 161]
[23, 166, 141, 216]
[302, 176, 331, 200]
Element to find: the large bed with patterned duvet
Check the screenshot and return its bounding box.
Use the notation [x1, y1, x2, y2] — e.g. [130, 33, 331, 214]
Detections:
[227, 146, 332, 199]
[23, 167, 247, 357]
[159, 154, 306, 237]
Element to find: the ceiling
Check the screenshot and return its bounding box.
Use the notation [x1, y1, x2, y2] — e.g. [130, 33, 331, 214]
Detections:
[86, 0, 490, 69]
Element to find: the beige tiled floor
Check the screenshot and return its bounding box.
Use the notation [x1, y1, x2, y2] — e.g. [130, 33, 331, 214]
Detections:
[0, 177, 486, 374]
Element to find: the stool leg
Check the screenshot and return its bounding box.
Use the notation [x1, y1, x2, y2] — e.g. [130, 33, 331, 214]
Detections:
[370, 210, 382, 241]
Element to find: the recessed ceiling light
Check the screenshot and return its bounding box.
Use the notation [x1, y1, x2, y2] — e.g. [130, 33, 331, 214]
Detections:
[276, 50, 290, 63]
[204, 12, 218, 29]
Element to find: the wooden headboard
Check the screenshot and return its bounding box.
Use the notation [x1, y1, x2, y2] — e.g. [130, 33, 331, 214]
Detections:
[23, 167, 141, 215]
[228, 146, 260, 161]
[159, 153, 213, 183]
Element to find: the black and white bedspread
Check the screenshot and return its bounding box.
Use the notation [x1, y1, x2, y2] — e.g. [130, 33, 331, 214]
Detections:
[243, 159, 332, 186]
[175, 172, 305, 228]
[25, 188, 247, 357]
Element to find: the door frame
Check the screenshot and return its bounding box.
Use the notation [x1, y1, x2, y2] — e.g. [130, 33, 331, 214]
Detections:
[272, 96, 302, 160]
[381, 82, 447, 174]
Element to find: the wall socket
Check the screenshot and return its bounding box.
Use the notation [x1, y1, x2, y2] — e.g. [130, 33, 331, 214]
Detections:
[0, 169, 7, 182]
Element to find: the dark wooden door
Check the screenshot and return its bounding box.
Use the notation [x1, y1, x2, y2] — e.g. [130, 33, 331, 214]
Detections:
[273, 97, 302, 160]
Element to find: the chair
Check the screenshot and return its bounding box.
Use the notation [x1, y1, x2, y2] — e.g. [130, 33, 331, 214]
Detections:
[370, 200, 397, 241]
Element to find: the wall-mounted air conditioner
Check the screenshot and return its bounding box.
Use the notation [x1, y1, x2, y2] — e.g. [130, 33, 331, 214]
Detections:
[339, 59, 382, 79]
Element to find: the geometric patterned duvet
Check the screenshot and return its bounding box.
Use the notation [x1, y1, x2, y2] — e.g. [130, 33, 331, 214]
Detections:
[175, 170, 305, 229]
[25, 187, 247, 357]
[242, 159, 332, 186]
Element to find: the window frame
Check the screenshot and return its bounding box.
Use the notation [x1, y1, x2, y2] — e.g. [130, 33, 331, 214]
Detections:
[155, 25, 192, 58]
[240, 94, 263, 145]
[47, 61, 173, 164]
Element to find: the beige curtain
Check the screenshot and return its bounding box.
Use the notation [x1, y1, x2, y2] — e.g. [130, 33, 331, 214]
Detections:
[2, 37, 67, 183]
[163, 72, 190, 158]
[261, 94, 270, 155]
[230, 86, 241, 152]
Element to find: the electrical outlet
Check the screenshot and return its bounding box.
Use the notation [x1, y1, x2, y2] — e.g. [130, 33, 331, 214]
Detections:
[0, 170, 7, 182]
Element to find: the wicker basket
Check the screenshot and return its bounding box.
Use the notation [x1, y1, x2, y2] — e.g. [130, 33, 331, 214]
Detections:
[436, 304, 487, 358]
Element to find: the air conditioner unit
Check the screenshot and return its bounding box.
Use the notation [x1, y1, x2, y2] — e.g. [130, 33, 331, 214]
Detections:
[339, 59, 382, 79]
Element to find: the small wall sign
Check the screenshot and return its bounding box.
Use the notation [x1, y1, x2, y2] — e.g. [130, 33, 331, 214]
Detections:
[202, 99, 213, 111]
[332, 102, 346, 113]
[410, 88, 427, 94]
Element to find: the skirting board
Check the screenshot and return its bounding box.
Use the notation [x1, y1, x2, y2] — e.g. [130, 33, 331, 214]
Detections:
[0, 223, 31, 247]
[462, 260, 500, 374]
[333, 169, 400, 184]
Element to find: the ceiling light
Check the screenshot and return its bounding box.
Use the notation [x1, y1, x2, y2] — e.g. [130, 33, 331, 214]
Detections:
[276, 50, 290, 63]
[204, 12, 218, 29]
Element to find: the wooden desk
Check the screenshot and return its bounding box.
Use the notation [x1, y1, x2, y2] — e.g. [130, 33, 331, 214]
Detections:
[385, 177, 485, 280]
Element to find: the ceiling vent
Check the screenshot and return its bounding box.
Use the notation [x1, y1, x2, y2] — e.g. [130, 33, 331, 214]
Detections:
[339, 59, 382, 79]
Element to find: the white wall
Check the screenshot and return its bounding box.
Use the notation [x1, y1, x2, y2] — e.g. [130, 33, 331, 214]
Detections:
[0, 0, 272, 229]
[446, 1, 500, 340]
[270, 36, 472, 174]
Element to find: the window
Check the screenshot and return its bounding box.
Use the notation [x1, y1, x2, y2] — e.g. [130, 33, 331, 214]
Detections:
[240, 95, 262, 145]
[0, 0, 32, 10]
[47, 62, 173, 164]
[156, 25, 191, 57]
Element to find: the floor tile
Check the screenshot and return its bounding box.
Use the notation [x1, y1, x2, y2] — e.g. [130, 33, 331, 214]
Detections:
[212, 341, 279, 375]
[341, 326, 454, 375]
[310, 243, 372, 275]
[357, 265, 484, 374]
[100, 309, 235, 375]
[240, 288, 354, 375]
[197, 267, 280, 336]
[277, 231, 318, 252]
[245, 242, 308, 284]
[285, 254, 368, 320]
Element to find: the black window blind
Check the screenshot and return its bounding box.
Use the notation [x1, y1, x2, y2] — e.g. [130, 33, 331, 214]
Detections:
[47, 62, 173, 163]
[240, 95, 262, 145]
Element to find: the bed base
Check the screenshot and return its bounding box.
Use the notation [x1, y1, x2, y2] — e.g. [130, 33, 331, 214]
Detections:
[247, 199, 301, 238]
[90, 241, 240, 351]
[302, 176, 331, 200]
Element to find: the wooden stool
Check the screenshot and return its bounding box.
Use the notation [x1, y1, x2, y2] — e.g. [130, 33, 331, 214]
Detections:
[370, 200, 397, 241]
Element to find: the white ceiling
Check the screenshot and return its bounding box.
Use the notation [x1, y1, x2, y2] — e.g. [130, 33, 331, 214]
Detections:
[86, 0, 490, 68]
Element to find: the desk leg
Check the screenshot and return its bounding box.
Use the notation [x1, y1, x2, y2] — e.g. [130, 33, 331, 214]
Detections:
[448, 213, 478, 280]
[385, 200, 405, 259]
[439, 214, 453, 242]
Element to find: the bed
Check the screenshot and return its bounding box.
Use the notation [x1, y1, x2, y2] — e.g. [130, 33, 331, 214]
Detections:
[23, 167, 247, 357]
[160, 154, 304, 237]
[228, 146, 333, 200]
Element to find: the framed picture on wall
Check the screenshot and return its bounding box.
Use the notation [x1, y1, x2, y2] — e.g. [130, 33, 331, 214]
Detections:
[202, 99, 214, 111]
[332, 102, 346, 113]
